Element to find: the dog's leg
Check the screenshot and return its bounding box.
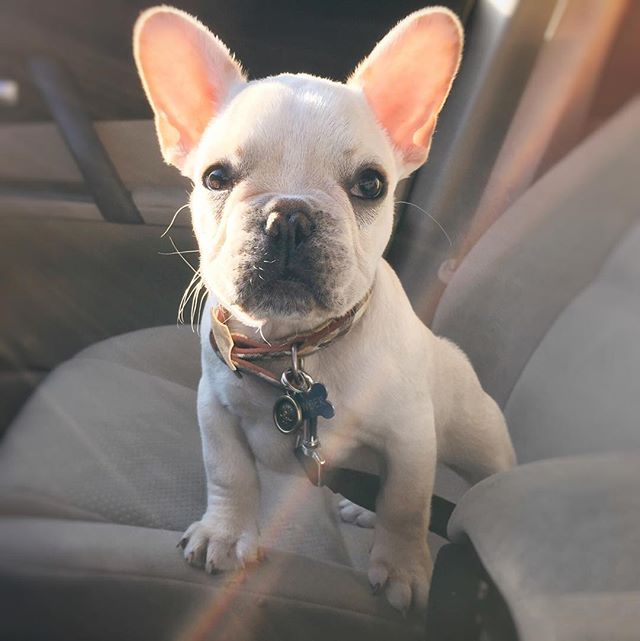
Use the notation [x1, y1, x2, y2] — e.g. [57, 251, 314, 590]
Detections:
[442, 392, 515, 486]
[434, 338, 516, 485]
[369, 408, 436, 612]
[180, 377, 261, 572]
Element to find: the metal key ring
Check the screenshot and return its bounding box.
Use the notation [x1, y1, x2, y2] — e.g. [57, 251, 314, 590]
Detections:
[281, 368, 313, 392]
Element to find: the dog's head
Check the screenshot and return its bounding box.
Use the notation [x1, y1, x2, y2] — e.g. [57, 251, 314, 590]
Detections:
[134, 7, 462, 328]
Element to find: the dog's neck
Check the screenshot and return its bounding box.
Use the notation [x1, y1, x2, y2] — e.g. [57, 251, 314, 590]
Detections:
[226, 311, 331, 344]
[219, 282, 377, 345]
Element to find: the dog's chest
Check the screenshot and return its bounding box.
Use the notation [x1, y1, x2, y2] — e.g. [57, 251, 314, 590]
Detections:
[219, 368, 279, 420]
[214, 365, 300, 470]
[211, 358, 376, 471]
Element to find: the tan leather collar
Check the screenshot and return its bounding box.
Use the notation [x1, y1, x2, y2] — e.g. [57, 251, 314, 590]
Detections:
[209, 290, 372, 386]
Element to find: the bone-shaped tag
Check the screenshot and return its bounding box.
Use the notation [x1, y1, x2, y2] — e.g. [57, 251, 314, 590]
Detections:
[301, 383, 335, 420]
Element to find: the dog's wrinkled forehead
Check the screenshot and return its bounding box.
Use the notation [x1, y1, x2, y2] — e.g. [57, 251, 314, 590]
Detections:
[194, 74, 397, 189]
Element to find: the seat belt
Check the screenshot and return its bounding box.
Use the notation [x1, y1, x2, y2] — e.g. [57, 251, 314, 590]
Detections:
[322, 465, 455, 540]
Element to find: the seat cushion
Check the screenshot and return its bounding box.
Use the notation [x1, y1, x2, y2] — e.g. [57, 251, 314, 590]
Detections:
[0, 319, 470, 641]
[448, 452, 640, 641]
[0, 324, 425, 638]
[0, 518, 419, 641]
[0, 325, 375, 567]
[0, 326, 204, 529]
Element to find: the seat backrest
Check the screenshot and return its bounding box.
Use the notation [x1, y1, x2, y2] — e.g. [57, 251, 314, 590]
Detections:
[433, 97, 640, 463]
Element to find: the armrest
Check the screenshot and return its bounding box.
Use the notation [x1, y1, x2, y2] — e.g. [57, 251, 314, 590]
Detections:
[447, 452, 640, 641]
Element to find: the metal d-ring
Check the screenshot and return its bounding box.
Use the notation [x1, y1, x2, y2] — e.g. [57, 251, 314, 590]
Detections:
[288, 344, 309, 389]
[291, 343, 305, 377]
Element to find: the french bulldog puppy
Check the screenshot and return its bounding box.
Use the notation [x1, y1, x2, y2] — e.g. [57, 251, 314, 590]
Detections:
[134, 6, 516, 612]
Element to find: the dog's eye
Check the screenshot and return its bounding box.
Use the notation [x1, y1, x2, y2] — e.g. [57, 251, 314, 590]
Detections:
[350, 169, 386, 200]
[203, 164, 233, 191]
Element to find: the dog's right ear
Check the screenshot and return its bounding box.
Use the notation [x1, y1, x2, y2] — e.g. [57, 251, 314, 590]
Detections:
[133, 7, 245, 173]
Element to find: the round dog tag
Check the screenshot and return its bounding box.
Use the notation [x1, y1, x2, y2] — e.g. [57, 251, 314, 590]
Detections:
[273, 394, 304, 434]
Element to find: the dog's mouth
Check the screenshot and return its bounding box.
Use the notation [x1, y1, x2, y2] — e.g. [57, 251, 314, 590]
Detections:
[235, 259, 328, 317]
[267, 275, 315, 298]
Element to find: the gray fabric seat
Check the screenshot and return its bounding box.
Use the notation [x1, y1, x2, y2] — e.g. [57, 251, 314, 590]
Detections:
[448, 452, 640, 641]
[0, 326, 417, 641]
[1, 97, 639, 641]
[0, 518, 405, 641]
[0, 324, 377, 564]
[433, 97, 640, 641]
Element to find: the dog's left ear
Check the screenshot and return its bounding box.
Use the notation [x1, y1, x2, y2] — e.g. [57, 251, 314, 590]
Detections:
[349, 8, 463, 176]
[133, 6, 246, 173]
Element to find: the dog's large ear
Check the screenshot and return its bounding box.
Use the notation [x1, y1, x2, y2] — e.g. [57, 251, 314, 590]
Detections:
[349, 8, 462, 175]
[133, 7, 245, 172]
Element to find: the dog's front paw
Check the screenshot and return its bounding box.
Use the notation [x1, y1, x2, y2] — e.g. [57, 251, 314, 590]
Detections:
[338, 498, 376, 528]
[179, 513, 261, 573]
[369, 527, 432, 613]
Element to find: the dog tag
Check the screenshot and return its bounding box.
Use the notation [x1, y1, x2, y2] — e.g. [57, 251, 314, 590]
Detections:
[299, 383, 335, 420]
[273, 393, 304, 434]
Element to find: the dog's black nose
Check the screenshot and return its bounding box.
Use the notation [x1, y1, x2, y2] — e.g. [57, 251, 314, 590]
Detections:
[264, 201, 316, 253]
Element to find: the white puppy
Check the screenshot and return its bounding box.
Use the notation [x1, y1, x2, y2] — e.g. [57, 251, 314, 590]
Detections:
[134, 6, 515, 613]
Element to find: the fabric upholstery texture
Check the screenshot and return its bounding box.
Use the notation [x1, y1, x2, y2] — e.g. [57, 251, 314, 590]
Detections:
[0, 518, 417, 641]
[433, 97, 640, 409]
[0, 121, 190, 225]
[0, 325, 376, 567]
[448, 453, 640, 641]
[0, 327, 205, 529]
[0, 220, 195, 375]
[2, 97, 639, 641]
[505, 221, 640, 462]
[0, 217, 195, 429]
[0, 325, 415, 639]
[432, 99, 640, 641]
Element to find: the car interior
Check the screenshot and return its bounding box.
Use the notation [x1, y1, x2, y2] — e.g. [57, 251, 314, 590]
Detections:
[1, 0, 639, 640]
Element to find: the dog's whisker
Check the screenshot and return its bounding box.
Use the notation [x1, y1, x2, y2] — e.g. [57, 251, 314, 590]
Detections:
[178, 269, 203, 326]
[190, 280, 205, 332]
[395, 200, 452, 248]
[195, 304, 204, 332]
[258, 325, 271, 346]
[179, 274, 197, 312]
[161, 203, 190, 238]
[168, 236, 198, 274]
[188, 279, 199, 327]
[159, 249, 200, 256]
[195, 286, 208, 333]
[186, 295, 198, 329]
[188, 294, 196, 330]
